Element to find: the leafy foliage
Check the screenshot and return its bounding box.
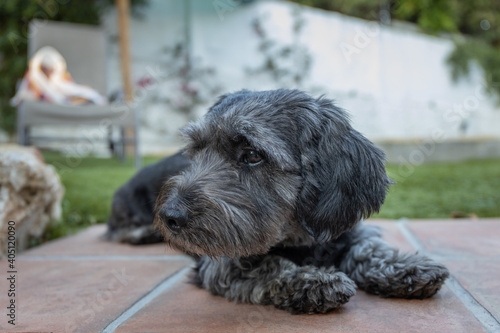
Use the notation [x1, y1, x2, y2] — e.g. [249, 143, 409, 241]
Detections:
[0, 0, 148, 135]
[447, 39, 500, 101]
[288, 0, 463, 33]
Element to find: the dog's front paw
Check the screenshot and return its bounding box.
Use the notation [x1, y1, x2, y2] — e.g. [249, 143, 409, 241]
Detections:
[377, 256, 450, 299]
[399, 261, 449, 299]
[274, 267, 357, 314]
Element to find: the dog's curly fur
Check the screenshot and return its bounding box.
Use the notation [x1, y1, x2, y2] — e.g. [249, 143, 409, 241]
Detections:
[111, 89, 449, 314]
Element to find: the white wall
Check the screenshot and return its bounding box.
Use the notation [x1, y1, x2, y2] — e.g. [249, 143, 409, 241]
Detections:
[102, 0, 500, 154]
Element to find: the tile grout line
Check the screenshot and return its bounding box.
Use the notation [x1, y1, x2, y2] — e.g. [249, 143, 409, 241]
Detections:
[396, 219, 500, 333]
[101, 265, 192, 333]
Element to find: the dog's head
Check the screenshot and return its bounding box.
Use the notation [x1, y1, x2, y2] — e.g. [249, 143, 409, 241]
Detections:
[154, 89, 391, 257]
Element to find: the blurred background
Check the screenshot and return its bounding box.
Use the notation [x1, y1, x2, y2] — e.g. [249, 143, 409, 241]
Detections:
[0, 0, 499, 248]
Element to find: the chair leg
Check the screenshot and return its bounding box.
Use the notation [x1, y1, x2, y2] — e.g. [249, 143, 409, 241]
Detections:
[17, 106, 24, 145]
[108, 125, 115, 156]
[17, 127, 25, 145]
[17, 121, 27, 145]
[119, 127, 126, 163]
[134, 126, 141, 169]
[26, 127, 30, 145]
[22, 127, 30, 146]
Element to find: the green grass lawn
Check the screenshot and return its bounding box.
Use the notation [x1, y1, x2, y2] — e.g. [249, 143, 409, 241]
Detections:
[378, 159, 500, 219]
[41, 151, 500, 243]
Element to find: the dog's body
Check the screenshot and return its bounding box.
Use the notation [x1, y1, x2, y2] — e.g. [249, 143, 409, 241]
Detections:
[108, 89, 449, 314]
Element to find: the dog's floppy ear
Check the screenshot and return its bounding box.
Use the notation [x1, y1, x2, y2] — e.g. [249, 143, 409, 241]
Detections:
[296, 97, 391, 242]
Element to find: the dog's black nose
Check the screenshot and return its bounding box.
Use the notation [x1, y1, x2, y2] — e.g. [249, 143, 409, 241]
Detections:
[159, 206, 188, 232]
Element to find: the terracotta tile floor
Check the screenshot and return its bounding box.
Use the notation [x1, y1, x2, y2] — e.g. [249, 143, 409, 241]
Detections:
[1, 219, 499, 332]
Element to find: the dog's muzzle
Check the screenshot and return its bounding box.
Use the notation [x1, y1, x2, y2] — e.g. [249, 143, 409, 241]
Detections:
[158, 200, 188, 232]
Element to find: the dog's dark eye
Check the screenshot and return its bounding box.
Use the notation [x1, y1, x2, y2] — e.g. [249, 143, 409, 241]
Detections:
[241, 150, 263, 166]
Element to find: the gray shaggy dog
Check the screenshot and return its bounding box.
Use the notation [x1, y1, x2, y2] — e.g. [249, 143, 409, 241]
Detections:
[115, 89, 449, 314]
